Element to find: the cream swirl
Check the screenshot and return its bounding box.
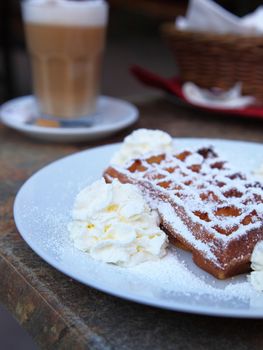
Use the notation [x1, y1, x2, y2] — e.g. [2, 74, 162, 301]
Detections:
[69, 178, 168, 266]
[110, 128, 173, 165]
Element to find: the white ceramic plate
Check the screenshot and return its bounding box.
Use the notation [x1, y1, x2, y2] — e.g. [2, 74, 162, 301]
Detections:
[14, 138, 263, 318]
[0, 95, 138, 142]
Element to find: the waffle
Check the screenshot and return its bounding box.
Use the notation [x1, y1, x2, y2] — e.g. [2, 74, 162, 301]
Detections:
[104, 147, 263, 279]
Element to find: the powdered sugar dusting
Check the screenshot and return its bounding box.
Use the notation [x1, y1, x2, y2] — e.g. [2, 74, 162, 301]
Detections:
[106, 145, 263, 280]
[127, 247, 261, 308]
[159, 201, 218, 263]
[114, 146, 263, 242]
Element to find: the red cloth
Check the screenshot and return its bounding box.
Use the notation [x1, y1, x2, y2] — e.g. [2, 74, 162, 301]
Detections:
[131, 65, 263, 120]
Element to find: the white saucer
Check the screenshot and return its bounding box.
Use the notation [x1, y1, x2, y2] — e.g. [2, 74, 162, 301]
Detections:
[0, 95, 139, 142]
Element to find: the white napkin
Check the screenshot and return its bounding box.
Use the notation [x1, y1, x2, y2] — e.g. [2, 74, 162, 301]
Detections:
[176, 0, 263, 35]
[182, 82, 255, 109]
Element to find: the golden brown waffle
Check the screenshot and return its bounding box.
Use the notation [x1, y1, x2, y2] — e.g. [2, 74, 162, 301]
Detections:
[104, 147, 263, 279]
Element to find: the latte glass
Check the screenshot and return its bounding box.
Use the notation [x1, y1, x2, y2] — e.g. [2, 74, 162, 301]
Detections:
[22, 0, 108, 119]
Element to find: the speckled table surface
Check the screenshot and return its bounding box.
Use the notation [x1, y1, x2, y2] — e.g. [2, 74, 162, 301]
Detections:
[1, 97, 263, 349]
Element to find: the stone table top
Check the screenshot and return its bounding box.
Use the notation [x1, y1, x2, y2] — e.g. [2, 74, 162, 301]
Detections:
[1, 97, 263, 349]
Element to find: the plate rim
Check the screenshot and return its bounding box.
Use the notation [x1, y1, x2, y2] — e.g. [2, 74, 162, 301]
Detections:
[13, 138, 263, 318]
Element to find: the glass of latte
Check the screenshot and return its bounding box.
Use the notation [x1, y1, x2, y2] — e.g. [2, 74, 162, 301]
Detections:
[21, 0, 108, 119]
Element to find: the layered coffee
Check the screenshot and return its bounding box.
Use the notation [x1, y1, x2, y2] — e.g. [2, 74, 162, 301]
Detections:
[22, 0, 108, 119]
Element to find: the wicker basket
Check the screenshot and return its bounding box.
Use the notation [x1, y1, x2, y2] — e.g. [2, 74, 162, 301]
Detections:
[161, 23, 263, 102]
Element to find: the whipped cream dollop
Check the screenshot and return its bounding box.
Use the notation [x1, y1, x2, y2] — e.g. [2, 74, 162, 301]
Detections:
[250, 241, 263, 291]
[110, 129, 173, 165]
[68, 178, 168, 266]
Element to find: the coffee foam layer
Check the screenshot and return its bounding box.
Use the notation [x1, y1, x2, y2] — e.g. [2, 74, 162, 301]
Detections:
[22, 0, 108, 26]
